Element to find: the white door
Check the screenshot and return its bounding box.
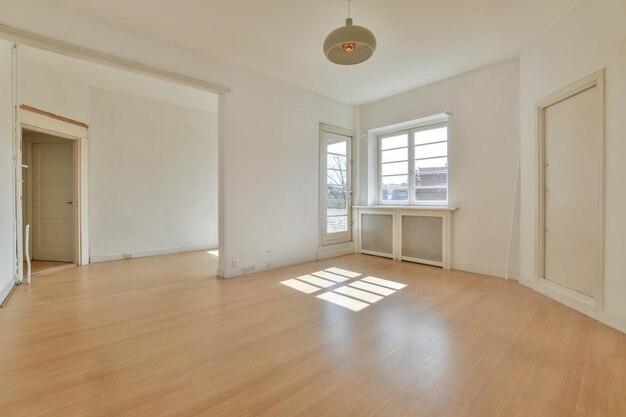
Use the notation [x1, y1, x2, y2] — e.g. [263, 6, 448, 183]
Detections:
[32, 142, 74, 261]
[544, 85, 603, 297]
[321, 129, 352, 245]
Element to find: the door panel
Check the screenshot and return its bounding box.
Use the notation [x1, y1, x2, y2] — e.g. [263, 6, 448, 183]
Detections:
[32, 142, 74, 261]
[544, 86, 602, 297]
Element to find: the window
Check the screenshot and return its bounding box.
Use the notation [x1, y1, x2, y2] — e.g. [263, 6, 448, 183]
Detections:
[320, 125, 353, 245]
[378, 122, 448, 204]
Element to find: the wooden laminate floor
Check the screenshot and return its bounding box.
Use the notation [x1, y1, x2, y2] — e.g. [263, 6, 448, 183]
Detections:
[1, 251, 625, 417]
[23, 260, 75, 275]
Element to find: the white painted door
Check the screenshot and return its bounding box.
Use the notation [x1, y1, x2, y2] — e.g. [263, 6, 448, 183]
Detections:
[544, 86, 603, 297]
[32, 142, 74, 261]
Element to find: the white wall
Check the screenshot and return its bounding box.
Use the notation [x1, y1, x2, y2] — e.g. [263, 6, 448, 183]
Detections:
[20, 56, 91, 123]
[18, 57, 219, 262]
[0, 40, 15, 304]
[359, 59, 520, 278]
[0, 1, 355, 278]
[89, 89, 218, 261]
[220, 89, 354, 275]
[519, 0, 626, 324]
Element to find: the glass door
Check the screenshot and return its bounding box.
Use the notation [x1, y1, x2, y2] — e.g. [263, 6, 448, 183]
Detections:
[321, 127, 352, 245]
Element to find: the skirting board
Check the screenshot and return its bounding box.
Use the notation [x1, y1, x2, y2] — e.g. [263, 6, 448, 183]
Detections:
[0, 279, 17, 308]
[220, 253, 319, 279]
[318, 241, 357, 260]
[452, 262, 520, 280]
[90, 244, 213, 263]
[520, 276, 626, 334]
[220, 244, 358, 279]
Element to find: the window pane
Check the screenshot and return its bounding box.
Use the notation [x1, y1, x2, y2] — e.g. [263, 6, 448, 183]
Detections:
[415, 157, 447, 170]
[381, 147, 408, 163]
[327, 188, 346, 201]
[381, 175, 408, 201]
[327, 215, 348, 233]
[415, 172, 447, 188]
[415, 187, 447, 201]
[327, 199, 347, 216]
[380, 134, 408, 150]
[327, 139, 347, 155]
[381, 161, 408, 176]
[414, 126, 447, 146]
[327, 169, 347, 187]
[327, 154, 347, 171]
[415, 141, 447, 160]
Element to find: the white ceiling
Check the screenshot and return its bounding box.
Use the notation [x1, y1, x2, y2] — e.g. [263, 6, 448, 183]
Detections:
[21, 46, 219, 113]
[58, 0, 580, 105]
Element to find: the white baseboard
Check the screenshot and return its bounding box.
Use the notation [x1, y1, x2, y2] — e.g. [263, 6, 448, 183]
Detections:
[318, 241, 357, 260]
[0, 278, 17, 307]
[222, 243, 357, 279]
[90, 244, 211, 263]
[452, 262, 519, 280]
[220, 253, 319, 279]
[520, 276, 626, 334]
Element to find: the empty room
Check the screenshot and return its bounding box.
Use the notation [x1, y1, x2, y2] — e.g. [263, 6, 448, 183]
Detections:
[0, 1, 625, 416]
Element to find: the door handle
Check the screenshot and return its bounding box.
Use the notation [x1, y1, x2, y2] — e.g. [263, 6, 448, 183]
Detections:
[66, 201, 73, 205]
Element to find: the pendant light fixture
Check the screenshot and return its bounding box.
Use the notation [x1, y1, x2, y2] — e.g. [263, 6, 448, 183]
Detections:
[323, 0, 376, 65]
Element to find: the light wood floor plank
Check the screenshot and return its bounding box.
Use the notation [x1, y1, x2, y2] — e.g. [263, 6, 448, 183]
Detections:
[0, 251, 625, 416]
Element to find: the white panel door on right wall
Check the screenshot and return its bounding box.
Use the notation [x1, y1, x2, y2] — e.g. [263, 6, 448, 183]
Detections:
[544, 85, 603, 297]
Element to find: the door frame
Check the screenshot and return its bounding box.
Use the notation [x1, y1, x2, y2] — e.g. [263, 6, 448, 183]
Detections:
[536, 69, 605, 309]
[15, 106, 89, 282]
[319, 123, 354, 246]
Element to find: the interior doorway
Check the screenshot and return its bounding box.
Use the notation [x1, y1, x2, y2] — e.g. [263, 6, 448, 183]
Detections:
[16, 106, 89, 282]
[12, 44, 221, 285]
[22, 130, 76, 276]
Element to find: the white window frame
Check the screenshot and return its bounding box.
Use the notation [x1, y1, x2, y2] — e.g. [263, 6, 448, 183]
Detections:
[320, 123, 353, 246]
[377, 121, 448, 206]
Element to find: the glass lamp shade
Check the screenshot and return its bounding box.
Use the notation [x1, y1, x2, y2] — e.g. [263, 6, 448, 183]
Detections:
[323, 18, 376, 65]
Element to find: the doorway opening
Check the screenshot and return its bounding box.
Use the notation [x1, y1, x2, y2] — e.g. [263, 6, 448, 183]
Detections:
[22, 128, 78, 277]
[12, 44, 222, 285]
[15, 104, 89, 284]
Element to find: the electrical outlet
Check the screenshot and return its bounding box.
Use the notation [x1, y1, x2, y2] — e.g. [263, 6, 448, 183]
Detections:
[231, 259, 238, 269]
[124, 253, 134, 259]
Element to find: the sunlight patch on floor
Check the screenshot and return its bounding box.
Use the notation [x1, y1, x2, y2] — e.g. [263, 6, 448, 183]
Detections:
[362, 276, 407, 290]
[324, 267, 361, 278]
[349, 280, 396, 296]
[311, 270, 350, 282]
[334, 285, 383, 303]
[317, 292, 369, 312]
[207, 249, 219, 257]
[296, 274, 336, 288]
[280, 279, 320, 294]
[279, 267, 407, 311]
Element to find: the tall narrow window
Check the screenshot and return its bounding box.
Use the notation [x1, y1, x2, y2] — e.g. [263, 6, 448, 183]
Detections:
[379, 132, 409, 202]
[413, 124, 448, 202]
[321, 125, 353, 245]
[378, 122, 448, 205]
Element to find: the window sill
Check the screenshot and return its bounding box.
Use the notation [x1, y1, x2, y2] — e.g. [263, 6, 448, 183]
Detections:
[353, 205, 458, 211]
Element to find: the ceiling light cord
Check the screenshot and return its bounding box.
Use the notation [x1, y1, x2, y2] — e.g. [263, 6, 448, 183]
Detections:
[348, 0, 351, 18]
